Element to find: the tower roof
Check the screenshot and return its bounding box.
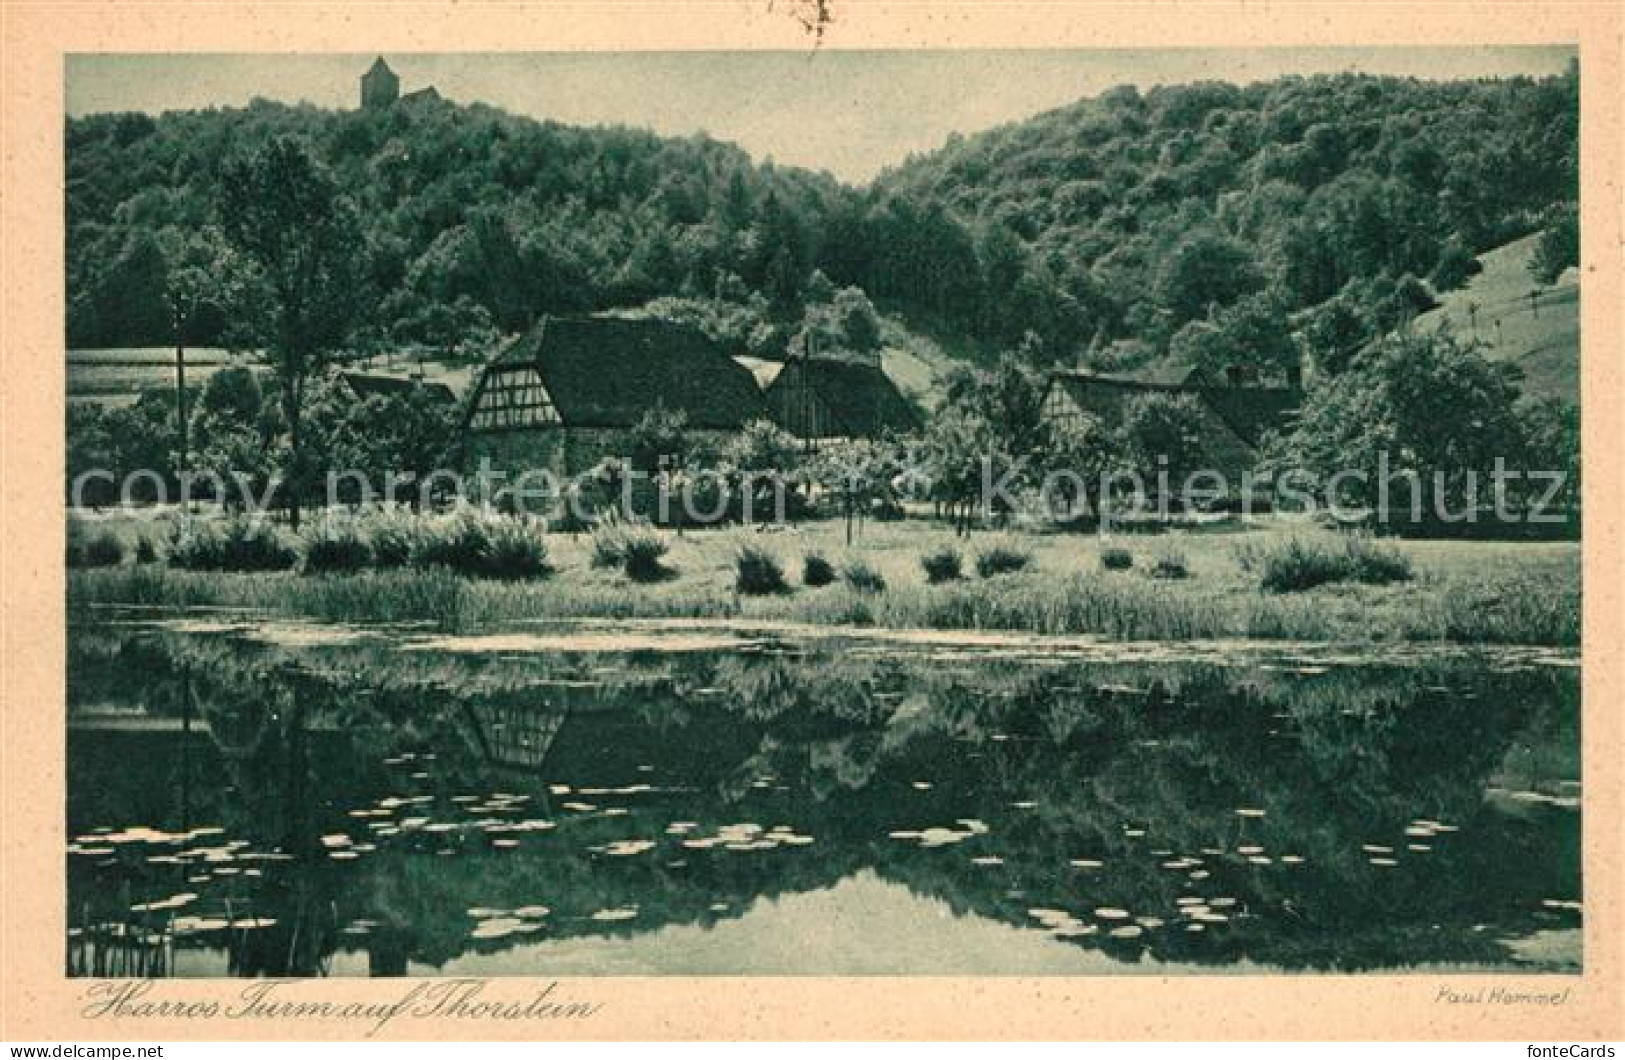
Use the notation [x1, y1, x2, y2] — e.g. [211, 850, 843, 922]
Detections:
[365, 57, 395, 78]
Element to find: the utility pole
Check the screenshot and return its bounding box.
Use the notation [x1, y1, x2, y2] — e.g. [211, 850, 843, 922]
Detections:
[173, 310, 189, 479]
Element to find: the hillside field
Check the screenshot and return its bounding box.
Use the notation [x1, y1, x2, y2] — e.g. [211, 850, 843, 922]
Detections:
[1413, 233, 1578, 404]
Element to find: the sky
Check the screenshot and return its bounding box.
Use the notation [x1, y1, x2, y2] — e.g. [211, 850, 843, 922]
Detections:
[66, 48, 1574, 184]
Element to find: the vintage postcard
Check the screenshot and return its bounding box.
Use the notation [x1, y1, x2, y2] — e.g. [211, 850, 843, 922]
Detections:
[2, 0, 1621, 1043]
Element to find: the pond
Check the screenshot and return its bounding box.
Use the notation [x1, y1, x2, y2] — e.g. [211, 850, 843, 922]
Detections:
[66, 613, 1581, 976]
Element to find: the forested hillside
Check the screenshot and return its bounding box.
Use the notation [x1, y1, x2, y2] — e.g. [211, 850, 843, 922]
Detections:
[67, 97, 850, 355]
[864, 64, 1577, 369]
[67, 63, 1578, 374]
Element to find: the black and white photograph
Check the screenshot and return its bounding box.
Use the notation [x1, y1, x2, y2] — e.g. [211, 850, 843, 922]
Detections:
[59, 44, 1583, 985]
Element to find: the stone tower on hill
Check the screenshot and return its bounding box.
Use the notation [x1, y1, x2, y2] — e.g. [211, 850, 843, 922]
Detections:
[361, 57, 399, 110]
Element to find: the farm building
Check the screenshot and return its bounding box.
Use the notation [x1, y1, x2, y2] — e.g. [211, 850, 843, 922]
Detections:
[762, 356, 920, 444]
[341, 372, 456, 406]
[463, 316, 767, 478]
[1040, 369, 1301, 478]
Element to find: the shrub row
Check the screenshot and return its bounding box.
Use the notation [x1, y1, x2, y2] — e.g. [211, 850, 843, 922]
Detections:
[168, 509, 553, 580]
[170, 516, 299, 572]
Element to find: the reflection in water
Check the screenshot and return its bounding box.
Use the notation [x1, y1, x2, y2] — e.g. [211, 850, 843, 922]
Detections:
[66, 618, 1582, 977]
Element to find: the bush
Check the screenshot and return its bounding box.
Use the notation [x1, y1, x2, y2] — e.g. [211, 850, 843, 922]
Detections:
[802, 553, 836, 587]
[920, 546, 963, 584]
[974, 542, 1033, 578]
[169, 516, 297, 572]
[81, 530, 125, 568]
[300, 521, 373, 575]
[1257, 535, 1414, 593]
[619, 526, 671, 583]
[590, 523, 631, 569]
[367, 510, 420, 568]
[410, 509, 550, 580]
[1148, 547, 1189, 580]
[735, 544, 788, 595]
[1100, 546, 1134, 572]
[410, 510, 493, 573]
[134, 535, 160, 564]
[1342, 535, 1414, 586]
[482, 517, 553, 580]
[842, 559, 886, 593]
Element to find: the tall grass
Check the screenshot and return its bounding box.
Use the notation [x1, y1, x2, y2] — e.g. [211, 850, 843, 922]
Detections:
[1435, 573, 1580, 646]
[67, 559, 1579, 647]
[1250, 535, 1413, 593]
[879, 573, 1229, 640]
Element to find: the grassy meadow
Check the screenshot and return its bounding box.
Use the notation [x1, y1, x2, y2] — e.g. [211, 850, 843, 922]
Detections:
[66, 508, 1581, 647]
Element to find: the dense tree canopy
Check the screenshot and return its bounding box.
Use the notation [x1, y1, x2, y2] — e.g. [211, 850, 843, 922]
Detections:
[68, 63, 1577, 369]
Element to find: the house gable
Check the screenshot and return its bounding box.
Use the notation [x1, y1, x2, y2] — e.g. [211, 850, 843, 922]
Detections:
[467, 365, 562, 431]
[765, 358, 918, 441]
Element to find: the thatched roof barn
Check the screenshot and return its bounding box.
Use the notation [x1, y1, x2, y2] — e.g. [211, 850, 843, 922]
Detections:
[763, 357, 920, 443]
[463, 317, 766, 477]
[466, 317, 765, 433]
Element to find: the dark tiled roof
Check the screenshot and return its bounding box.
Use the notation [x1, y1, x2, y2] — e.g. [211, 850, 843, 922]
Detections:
[768, 357, 920, 438]
[342, 372, 456, 405]
[1044, 369, 1301, 465]
[486, 317, 766, 430]
[1192, 386, 1302, 447]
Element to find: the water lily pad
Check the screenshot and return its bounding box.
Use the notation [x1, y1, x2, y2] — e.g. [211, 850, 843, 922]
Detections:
[602, 840, 657, 856]
[129, 893, 196, 913]
[590, 907, 639, 922]
[470, 917, 527, 940]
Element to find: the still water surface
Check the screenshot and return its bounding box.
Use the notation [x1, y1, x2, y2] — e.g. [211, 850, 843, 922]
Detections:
[66, 614, 1581, 976]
